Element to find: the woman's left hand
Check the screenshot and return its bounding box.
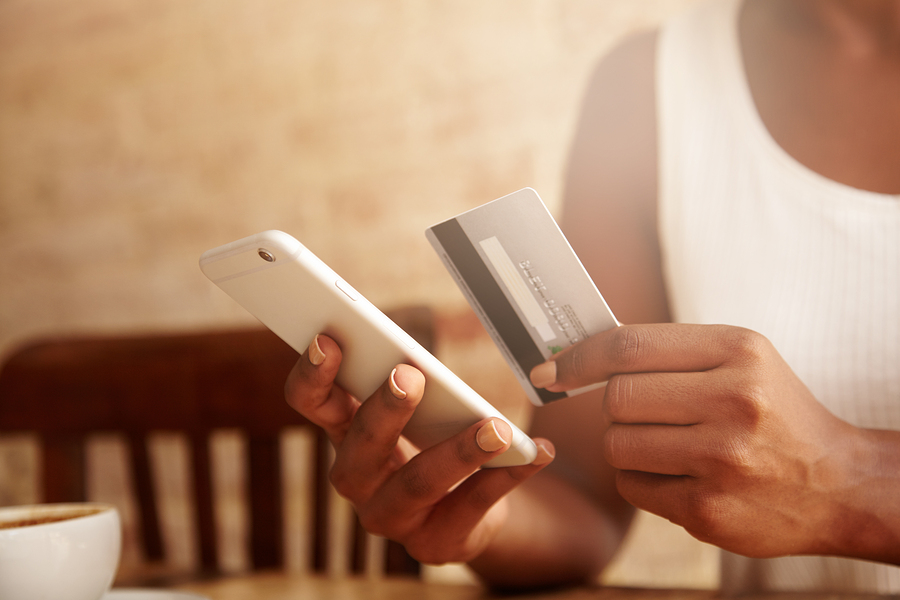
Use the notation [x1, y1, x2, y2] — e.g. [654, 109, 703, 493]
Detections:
[530, 323, 860, 558]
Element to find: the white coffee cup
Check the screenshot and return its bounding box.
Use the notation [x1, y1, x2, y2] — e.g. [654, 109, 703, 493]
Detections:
[0, 503, 121, 600]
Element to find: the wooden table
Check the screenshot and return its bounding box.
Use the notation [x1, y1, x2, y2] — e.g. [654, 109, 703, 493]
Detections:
[175, 572, 889, 600]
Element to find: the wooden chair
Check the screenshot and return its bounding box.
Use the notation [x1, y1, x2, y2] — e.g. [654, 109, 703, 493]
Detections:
[0, 306, 434, 583]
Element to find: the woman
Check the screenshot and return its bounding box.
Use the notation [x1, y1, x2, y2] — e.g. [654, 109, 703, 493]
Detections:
[286, 0, 900, 592]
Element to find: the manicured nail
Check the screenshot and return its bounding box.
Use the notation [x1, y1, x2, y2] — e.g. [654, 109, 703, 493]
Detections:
[531, 441, 555, 466]
[476, 420, 508, 453]
[389, 368, 407, 399]
[530, 361, 557, 389]
[308, 335, 326, 366]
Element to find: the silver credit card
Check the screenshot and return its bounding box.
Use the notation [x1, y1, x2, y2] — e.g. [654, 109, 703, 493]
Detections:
[426, 188, 619, 406]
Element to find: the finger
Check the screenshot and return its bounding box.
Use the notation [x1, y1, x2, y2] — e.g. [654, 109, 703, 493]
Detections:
[618, 470, 781, 557]
[284, 335, 359, 445]
[359, 418, 525, 533]
[331, 364, 425, 501]
[603, 371, 720, 425]
[614, 470, 732, 546]
[425, 439, 555, 535]
[605, 399, 756, 477]
[603, 423, 703, 476]
[400, 440, 555, 563]
[531, 323, 741, 393]
[614, 470, 694, 525]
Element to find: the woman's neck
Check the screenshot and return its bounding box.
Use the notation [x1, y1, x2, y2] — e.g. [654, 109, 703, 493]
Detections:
[740, 0, 900, 194]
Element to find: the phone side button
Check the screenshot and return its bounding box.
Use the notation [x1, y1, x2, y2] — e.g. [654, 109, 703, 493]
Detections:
[386, 319, 417, 350]
[334, 278, 360, 301]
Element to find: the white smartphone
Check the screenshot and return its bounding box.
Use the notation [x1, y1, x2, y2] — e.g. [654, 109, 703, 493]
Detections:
[199, 230, 537, 468]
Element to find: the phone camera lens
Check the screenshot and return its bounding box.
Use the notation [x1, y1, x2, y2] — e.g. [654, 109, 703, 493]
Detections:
[258, 249, 276, 262]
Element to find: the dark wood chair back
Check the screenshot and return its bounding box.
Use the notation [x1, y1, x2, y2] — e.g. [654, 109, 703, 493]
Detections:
[0, 306, 432, 581]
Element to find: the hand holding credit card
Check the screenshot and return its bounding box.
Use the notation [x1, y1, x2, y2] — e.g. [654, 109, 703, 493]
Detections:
[426, 188, 620, 406]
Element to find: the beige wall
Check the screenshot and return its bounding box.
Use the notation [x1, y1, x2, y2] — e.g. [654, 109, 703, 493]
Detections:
[0, 0, 697, 356]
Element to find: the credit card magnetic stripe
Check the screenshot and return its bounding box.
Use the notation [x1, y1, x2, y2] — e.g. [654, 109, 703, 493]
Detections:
[429, 218, 566, 404]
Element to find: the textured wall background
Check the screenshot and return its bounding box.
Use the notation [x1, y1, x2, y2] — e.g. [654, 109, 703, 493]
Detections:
[0, 0, 719, 588]
[0, 0, 697, 356]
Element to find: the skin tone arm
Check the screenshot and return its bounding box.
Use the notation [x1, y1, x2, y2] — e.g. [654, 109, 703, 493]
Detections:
[469, 29, 666, 586]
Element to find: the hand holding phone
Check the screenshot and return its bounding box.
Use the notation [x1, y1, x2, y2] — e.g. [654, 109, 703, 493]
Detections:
[200, 230, 537, 468]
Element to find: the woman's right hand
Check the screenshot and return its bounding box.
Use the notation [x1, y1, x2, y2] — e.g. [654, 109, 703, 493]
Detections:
[284, 334, 555, 565]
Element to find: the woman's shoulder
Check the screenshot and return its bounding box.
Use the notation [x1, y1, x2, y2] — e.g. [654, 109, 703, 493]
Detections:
[561, 29, 668, 326]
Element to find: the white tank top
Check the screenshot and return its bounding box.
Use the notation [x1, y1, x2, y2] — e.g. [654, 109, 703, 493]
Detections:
[657, 0, 900, 592]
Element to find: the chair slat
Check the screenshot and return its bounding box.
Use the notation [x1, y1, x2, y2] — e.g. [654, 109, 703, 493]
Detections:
[128, 433, 164, 562]
[248, 434, 282, 569]
[41, 434, 85, 503]
[190, 434, 218, 571]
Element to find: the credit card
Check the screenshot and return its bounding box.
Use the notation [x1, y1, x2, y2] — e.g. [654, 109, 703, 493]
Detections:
[426, 188, 619, 406]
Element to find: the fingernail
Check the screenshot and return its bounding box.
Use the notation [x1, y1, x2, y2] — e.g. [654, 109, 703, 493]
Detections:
[476, 420, 508, 453]
[530, 361, 557, 389]
[531, 441, 555, 466]
[308, 335, 326, 366]
[389, 368, 407, 399]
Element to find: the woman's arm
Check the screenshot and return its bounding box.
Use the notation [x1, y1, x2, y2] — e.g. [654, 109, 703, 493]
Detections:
[469, 29, 670, 587]
[522, 14, 900, 567]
